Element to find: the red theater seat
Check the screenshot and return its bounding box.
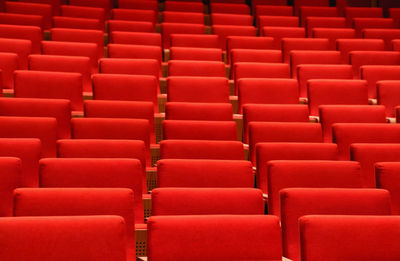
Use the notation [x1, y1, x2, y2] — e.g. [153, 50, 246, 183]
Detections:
[0, 157, 22, 216]
[336, 39, 385, 63]
[363, 29, 400, 51]
[230, 49, 282, 71]
[112, 9, 156, 23]
[52, 16, 103, 31]
[300, 6, 339, 27]
[14, 70, 83, 112]
[262, 27, 305, 50]
[290, 51, 341, 78]
[161, 23, 205, 49]
[282, 38, 330, 63]
[212, 13, 252, 26]
[160, 140, 244, 160]
[108, 20, 155, 33]
[307, 79, 369, 116]
[333, 123, 400, 160]
[376, 162, 400, 215]
[345, 7, 383, 26]
[297, 65, 353, 98]
[107, 44, 162, 65]
[165, 102, 232, 121]
[212, 25, 257, 50]
[157, 159, 253, 187]
[255, 5, 293, 17]
[361, 65, 400, 100]
[0, 52, 18, 89]
[312, 28, 356, 50]
[99, 58, 160, 77]
[211, 3, 250, 14]
[119, 0, 158, 13]
[169, 47, 222, 61]
[164, 1, 203, 12]
[256, 142, 338, 194]
[353, 18, 395, 38]
[61, 5, 105, 24]
[305, 17, 346, 37]
[350, 51, 400, 79]
[293, 0, 330, 15]
[39, 158, 144, 224]
[14, 188, 136, 259]
[258, 16, 299, 28]
[5, 2, 52, 30]
[170, 34, 219, 48]
[319, 105, 386, 143]
[299, 215, 400, 261]
[163, 11, 204, 24]
[0, 216, 127, 261]
[0, 38, 31, 70]
[0, 24, 42, 54]
[111, 32, 161, 46]
[0, 13, 43, 30]
[147, 215, 282, 261]
[163, 120, 237, 141]
[168, 61, 226, 77]
[281, 188, 391, 261]
[152, 188, 263, 215]
[267, 160, 362, 217]
[378, 80, 400, 117]
[227, 36, 274, 61]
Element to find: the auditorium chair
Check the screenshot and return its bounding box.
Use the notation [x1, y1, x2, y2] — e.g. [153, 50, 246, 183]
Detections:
[157, 159, 253, 187]
[297, 65, 353, 98]
[0, 157, 22, 216]
[211, 3, 250, 14]
[0, 52, 18, 89]
[61, 5, 105, 24]
[108, 20, 155, 33]
[41, 41, 99, 73]
[353, 18, 395, 38]
[212, 13, 252, 26]
[0, 38, 31, 70]
[170, 34, 219, 48]
[333, 123, 400, 160]
[0, 216, 127, 261]
[0, 24, 42, 54]
[376, 162, 400, 214]
[350, 51, 400, 79]
[212, 25, 257, 50]
[160, 140, 245, 160]
[238, 79, 299, 114]
[363, 29, 400, 50]
[152, 188, 264, 215]
[111, 9, 156, 23]
[163, 11, 204, 24]
[52, 16, 103, 31]
[0, 13, 43, 30]
[84, 100, 156, 144]
[14, 70, 83, 112]
[378, 80, 400, 117]
[163, 120, 237, 141]
[226, 36, 274, 62]
[119, 0, 158, 14]
[319, 105, 386, 143]
[255, 5, 292, 18]
[164, 1, 203, 12]
[243, 104, 309, 143]
[169, 47, 222, 61]
[165, 102, 232, 121]
[299, 215, 400, 261]
[5, 1, 52, 30]
[307, 79, 369, 116]
[361, 65, 400, 100]
[336, 39, 385, 63]
[161, 23, 205, 49]
[293, 0, 329, 15]
[352, 143, 400, 189]
[107, 44, 162, 65]
[99, 58, 160, 77]
[249, 122, 323, 164]
[256, 142, 338, 194]
[281, 188, 391, 261]
[262, 27, 305, 49]
[290, 51, 341, 78]
[345, 7, 383, 26]
[282, 38, 330, 63]
[69, 0, 112, 16]
[19, 0, 61, 15]
[111, 32, 161, 46]
[50, 28, 104, 58]
[168, 61, 226, 77]
[300, 6, 339, 27]
[230, 49, 282, 76]
[14, 188, 136, 259]
[267, 160, 362, 217]
[28, 54, 91, 93]
[312, 28, 356, 50]
[147, 215, 282, 261]
[389, 7, 400, 26]
[258, 15, 299, 28]
[0, 116, 57, 157]
[305, 17, 346, 38]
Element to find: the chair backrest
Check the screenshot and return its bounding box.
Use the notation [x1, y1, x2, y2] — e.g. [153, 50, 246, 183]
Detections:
[111, 9, 156, 23]
[312, 28, 356, 50]
[282, 38, 330, 63]
[0, 24, 42, 53]
[161, 23, 205, 49]
[336, 39, 385, 63]
[290, 51, 341, 78]
[361, 65, 400, 101]
[99, 58, 160, 77]
[0, 157, 21, 216]
[164, 1, 203, 12]
[170, 34, 219, 48]
[111, 31, 161, 47]
[262, 26, 305, 49]
[5, 1, 52, 30]
[350, 51, 400, 79]
[0, 216, 127, 261]
[300, 6, 339, 27]
[52, 16, 103, 31]
[107, 44, 162, 65]
[377, 80, 400, 117]
[0, 52, 18, 90]
[376, 162, 400, 215]
[0, 38, 31, 69]
[165, 102, 232, 121]
[147, 215, 282, 261]
[211, 3, 250, 14]
[363, 29, 400, 50]
[212, 25, 257, 50]
[168, 60, 226, 77]
[163, 11, 204, 24]
[353, 18, 395, 38]
[169, 47, 222, 61]
[281, 188, 391, 261]
[157, 159, 253, 187]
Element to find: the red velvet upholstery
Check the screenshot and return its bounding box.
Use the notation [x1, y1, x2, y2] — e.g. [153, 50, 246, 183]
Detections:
[14, 70, 83, 111]
[170, 47, 222, 61]
[14, 188, 135, 259]
[212, 25, 257, 50]
[0, 38, 31, 70]
[377, 80, 400, 117]
[0, 97, 71, 139]
[53, 16, 103, 31]
[50, 28, 104, 58]
[0, 216, 127, 261]
[281, 188, 391, 261]
[0, 157, 21, 216]
[163, 120, 237, 141]
[108, 43, 162, 63]
[0, 24, 42, 54]
[350, 51, 400, 79]
[61, 5, 105, 23]
[351, 143, 400, 188]
[307, 79, 369, 116]
[249, 122, 323, 164]
[42, 41, 99, 73]
[353, 18, 395, 38]
[282, 38, 330, 63]
[259, 16, 299, 28]
[297, 65, 353, 98]
[300, 6, 339, 27]
[0, 52, 18, 89]
[92, 74, 158, 112]
[160, 140, 244, 160]
[361, 66, 400, 101]
[333, 123, 400, 160]
[312, 28, 356, 50]
[363, 29, 400, 50]
[256, 142, 338, 194]
[119, 0, 158, 13]
[345, 7, 383, 26]
[18, 0, 61, 15]
[227, 36, 274, 62]
[165, 102, 232, 121]
[320, 105, 386, 143]
[28, 54, 91, 93]
[256, 5, 292, 17]
[164, 1, 203, 12]
[268, 160, 362, 217]
[376, 162, 400, 214]
[230, 49, 282, 72]
[299, 215, 400, 261]
[170, 34, 219, 48]
[168, 60, 226, 77]
[108, 20, 155, 33]
[336, 39, 385, 63]
[111, 9, 156, 23]
[0, 13, 43, 30]
[211, 3, 250, 14]
[84, 100, 155, 143]
[167, 77, 229, 103]
[161, 23, 205, 49]
[290, 51, 341, 78]
[0, 116, 57, 157]
[152, 188, 264, 215]
[243, 104, 309, 143]
[99, 58, 160, 77]
[111, 31, 161, 46]
[5, 2, 52, 30]
[164, 11, 204, 24]
[147, 215, 282, 261]
[69, 0, 112, 13]
[293, 0, 329, 15]
[39, 158, 144, 223]
[262, 26, 305, 49]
